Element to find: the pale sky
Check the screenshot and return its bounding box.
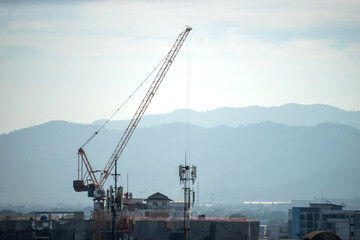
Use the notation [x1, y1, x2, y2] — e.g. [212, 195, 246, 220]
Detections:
[0, 0, 359, 134]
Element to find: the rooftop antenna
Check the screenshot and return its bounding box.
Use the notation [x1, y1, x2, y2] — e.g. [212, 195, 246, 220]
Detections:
[321, 188, 323, 203]
[179, 155, 196, 240]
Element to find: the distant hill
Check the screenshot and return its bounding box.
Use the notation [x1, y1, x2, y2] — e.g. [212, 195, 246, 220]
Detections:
[1, 119, 359, 205]
[93, 103, 360, 130]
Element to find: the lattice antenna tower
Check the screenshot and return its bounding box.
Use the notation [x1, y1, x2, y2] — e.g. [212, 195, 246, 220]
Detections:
[179, 156, 196, 240]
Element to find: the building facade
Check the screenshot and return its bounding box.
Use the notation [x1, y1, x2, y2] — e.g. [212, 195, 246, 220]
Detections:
[288, 203, 360, 240]
[143, 192, 173, 218]
[266, 224, 288, 240]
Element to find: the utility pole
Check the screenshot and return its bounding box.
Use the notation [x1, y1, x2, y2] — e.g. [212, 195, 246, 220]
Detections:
[179, 156, 196, 240]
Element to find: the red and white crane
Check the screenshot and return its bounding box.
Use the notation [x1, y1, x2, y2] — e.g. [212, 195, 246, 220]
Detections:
[73, 27, 192, 203]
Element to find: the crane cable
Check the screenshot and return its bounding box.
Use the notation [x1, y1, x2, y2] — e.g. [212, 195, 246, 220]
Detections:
[186, 31, 191, 165]
[80, 55, 167, 149]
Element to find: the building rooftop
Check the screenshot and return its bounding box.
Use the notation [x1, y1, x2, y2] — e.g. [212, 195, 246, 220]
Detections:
[135, 217, 255, 222]
[144, 192, 173, 202]
[309, 203, 343, 210]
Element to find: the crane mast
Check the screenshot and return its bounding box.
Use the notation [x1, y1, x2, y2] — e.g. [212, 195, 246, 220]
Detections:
[74, 27, 192, 197]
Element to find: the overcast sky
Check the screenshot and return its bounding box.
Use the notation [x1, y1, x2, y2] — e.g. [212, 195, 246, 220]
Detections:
[0, 0, 359, 134]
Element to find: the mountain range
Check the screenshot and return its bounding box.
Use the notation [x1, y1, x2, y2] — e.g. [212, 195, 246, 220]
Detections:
[93, 103, 360, 130]
[0, 104, 359, 206]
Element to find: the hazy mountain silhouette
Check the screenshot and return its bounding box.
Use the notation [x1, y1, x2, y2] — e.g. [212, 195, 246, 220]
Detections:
[1, 118, 359, 205]
[93, 103, 360, 130]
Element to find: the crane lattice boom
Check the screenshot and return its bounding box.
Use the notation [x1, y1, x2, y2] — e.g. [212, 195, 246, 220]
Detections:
[74, 27, 192, 192]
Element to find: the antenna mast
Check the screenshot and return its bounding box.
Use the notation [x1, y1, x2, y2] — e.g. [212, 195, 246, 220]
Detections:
[179, 157, 196, 240]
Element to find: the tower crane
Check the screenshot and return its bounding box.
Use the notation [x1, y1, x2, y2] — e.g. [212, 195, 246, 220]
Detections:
[73, 27, 192, 206]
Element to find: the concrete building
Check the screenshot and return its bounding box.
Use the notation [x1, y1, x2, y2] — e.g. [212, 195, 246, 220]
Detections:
[123, 192, 190, 219]
[144, 192, 173, 218]
[259, 224, 267, 240]
[169, 201, 193, 219]
[0, 211, 90, 240]
[133, 217, 260, 240]
[267, 224, 288, 240]
[1, 205, 261, 240]
[288, 203, 360, 240]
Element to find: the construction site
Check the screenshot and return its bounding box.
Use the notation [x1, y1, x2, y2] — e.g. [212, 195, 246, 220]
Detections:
[0, 213, 259, 240]
[0, 27, 260, 240]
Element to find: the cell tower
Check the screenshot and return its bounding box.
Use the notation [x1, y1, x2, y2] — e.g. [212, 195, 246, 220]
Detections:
[179, 157, 196, 240]
[197, 181, 199, 207]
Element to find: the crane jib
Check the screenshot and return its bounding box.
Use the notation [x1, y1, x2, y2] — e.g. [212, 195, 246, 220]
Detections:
[73, 27, 192, 193]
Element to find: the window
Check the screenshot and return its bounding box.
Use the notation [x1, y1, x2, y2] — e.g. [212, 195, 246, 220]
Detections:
[153, 202, 158, 206]
[307, 221, 313, 228]
[300, 214, 305, 220]
[162, 202, 167, 206]
[307, 213, 313, 220]
[314, 214, 319, 220]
